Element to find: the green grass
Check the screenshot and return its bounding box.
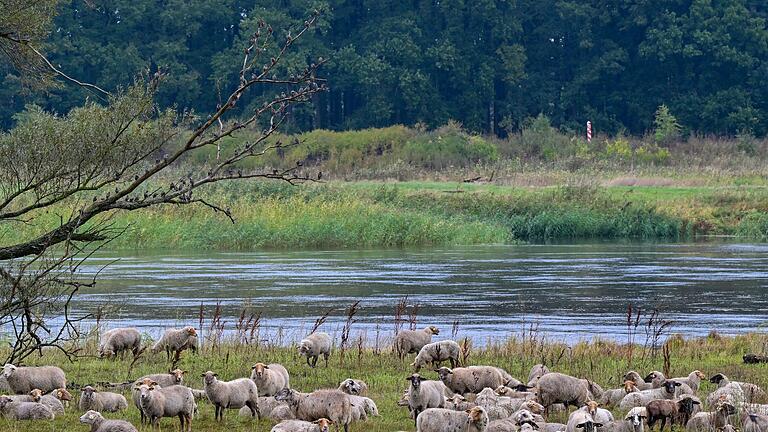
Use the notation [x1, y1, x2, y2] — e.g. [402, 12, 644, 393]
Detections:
[3, 332, 768, 432]
[2, 181, 768, 249]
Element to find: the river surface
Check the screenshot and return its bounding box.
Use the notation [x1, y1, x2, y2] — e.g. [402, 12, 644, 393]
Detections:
[63, 242, 768, 346]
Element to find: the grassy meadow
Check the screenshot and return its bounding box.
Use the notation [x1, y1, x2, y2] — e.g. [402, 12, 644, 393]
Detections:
[2, 330, 768, 432]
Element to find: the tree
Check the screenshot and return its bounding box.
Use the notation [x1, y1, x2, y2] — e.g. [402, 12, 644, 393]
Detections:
[0, 0, 326, 362]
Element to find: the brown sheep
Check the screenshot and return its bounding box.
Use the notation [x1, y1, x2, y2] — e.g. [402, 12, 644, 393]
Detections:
[646, 396, 701, 431]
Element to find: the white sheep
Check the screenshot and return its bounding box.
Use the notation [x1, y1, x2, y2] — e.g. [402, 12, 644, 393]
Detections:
[0, 394, 54, 420]
[299, 332, 333, 368]
[271, 418, 334, 432]
[486, 408, 537, 432]
[645, 371, 667, 388]
[743, 413, 768, 432]
[619, 380, 681, 411]
[99, 328, 141, 358]
[670, 370, 707, 393]
[151, 326, 198, 360]
[79, 409, 138, 432]
[30, 388, 70, 415]
[437, 366, 507, 396]
[251, 362, 290, 396]
[535, 372, 597, 411]
[624, 371, 654, 391]
[686, 401, 737, 432]
[275, 388, 353, 432]
[395, 326, 440, 358]
[416, 406, 489, 432]
[79, 386, 129, 412]
[411, 340, 460, 371]
[239, 396, 289, 419]
[710, 373, 766, 404]
[566, 410, 603, 432]
[528, 364, 551, 387]
[601, 407, 647, 432]
[137, 369, 186, 387]
[201, 370, 260, 421]
[2, 363, 66, 394]
[348, 394, 378, 421]
[600, 381, 639, 407]
[475, 387, 523, 420]
[134, 381, 194, 431]
[338, 378, 368, 396]
[406, 373, 446, 424]
[444, 394, 477, 411]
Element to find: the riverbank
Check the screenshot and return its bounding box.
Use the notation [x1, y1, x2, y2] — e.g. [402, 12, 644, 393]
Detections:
[2, 181, 767, 249]
[4, 332, 767, 432]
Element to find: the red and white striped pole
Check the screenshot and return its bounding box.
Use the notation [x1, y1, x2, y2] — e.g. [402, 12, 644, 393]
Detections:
[586, 121, 592, 143]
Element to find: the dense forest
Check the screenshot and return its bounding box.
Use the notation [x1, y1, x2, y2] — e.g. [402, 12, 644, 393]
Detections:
[3, 0, 768, 137]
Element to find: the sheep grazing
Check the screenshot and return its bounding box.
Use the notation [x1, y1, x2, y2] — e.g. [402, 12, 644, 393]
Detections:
[201, 370, 260, 421]
[338, 378, 368, 397]
[395, 326, 440, 359]
[536, 372, 597, 411]
[99, 327, 141, 359]
[602, 407, 647, 432]
[578, 400, 615, 424]
[2, 363, 66, 394]
[239, 396, 287, 419]
[710, 373, 767, 404]
[416, 406, 489, 432]
[0, 395, 54, 420]
[624, 371, 654, 391]
[30, 388, 70, 415]
[600, 381, 639, 407]
[275, 388, 353, 432]
[134, 381, 195, 432]
[152, 326, 198, 360]
[686, 401, 737, 432]
[79, 386, 128, 413]
[137, 369, 186, 388]
[744, 354, 768, 365]
[528, 364, 551, 387]
[79, 409, 138, 432]
[407, 373, 446, 424]
[743, 413, 768, 432]
[251, 363, 290, 396]
[299, 332, 332, 368]
[670, 371, 706, 393]
[437, 366, 507, 396]
[348, 395, 379, 421]
[411, 340, 461, 371]
[646, 395, 701, 431]
[566, 410, 603, 432]
[271, 418, 334, 432]
[619, 380, 682, 411]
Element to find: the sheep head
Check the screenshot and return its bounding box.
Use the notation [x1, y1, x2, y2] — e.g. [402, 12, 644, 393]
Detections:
[466, 406, 488, 427]
[79, 410, 103, 425]
[514, 409, 536, 425]
[694, 370, 706, 380]
[576, 420, 603, 432]
[314, 418, 334, 432]
[56, 388, 73, 402]
[200, 371, 218, 385]
[624, 371, 642, 382]
[340, 379, 362, 395]
[274, 388, 294, 403]
[436, 367, 453, 382]
[0, 396, 11, 410]
[28, 389, 43, 402]
[184, 326, 198, 337]
[407, 373, 425, 389]
[427, 326, 440, 335]
[710, 373, 727, 384]
[624, 380, 638, 393]
[676, 395, 701, 414]
[81, 386, 98, 400]
[251, 363, 268, 378]
[1, 364, 16, 378]
[584, 400, 600, 416]
[169, 368, 186, 384]
[524, 400, 545, 414]
[662, 380, 682, 394]
[645, 371, 664, 383]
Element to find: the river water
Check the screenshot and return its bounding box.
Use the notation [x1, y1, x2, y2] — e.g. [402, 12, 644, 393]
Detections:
[68, 242, 768, 346]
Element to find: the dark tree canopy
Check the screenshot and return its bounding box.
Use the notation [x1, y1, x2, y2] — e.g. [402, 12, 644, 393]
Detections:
[3, 0, 768, 136]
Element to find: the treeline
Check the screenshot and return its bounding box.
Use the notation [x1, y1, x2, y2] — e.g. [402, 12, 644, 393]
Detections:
[2, 0, 768, 137]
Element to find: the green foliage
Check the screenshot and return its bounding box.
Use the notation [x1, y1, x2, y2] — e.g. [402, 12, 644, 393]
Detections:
[518, 114, 572, 160]
[737, 212, 768, 239]
[654, 105, 682, 145]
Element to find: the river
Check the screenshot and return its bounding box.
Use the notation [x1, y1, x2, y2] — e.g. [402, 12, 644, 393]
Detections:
[67, 242, 768, 346]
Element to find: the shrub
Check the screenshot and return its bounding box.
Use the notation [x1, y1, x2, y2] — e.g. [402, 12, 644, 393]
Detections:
[653, 105, 682, 145]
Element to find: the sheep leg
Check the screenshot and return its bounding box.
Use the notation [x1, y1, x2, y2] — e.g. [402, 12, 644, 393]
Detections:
[449, 357, 456, 368]
[178, 413, 185, 431]
[660, 416, 667, 432]
[324, 352, 329, 367]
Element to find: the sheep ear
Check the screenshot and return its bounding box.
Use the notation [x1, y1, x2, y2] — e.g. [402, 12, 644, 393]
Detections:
[674, 382, 682, 386]
[693, 400, 701, 405]
[181, 370, 187, 374]
[213, 373, 218, 377]
[200, 373, 206, 377]
[264, 365, 270, 369]
[595, 424, 603, 428]
[251, 365, 258, 370]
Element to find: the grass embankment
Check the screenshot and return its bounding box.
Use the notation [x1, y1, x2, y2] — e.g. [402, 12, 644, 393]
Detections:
[3, 332, 768, 432]
[2, 181, 768, 249]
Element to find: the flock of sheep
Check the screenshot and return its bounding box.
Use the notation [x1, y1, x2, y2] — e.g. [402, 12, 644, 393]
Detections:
[0, 324, 766, 432]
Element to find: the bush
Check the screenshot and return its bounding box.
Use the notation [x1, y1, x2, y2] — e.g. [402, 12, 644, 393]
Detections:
[653, 105, 682, 145]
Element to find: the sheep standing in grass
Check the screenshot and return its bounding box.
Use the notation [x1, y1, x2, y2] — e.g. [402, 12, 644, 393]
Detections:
[600, 381, 639, 407]
[348, 395, 379, 421]
[411, 340, 460, 371]
[624, 372, 654, 391]
[152, 326, 198, 360]
[536, 372, 599, 411]
[2, 364, 66, 394]
[644, 372, 666, 389]
[99, 328, 141, 359]
[239, 397, 287, 419]
[646, 396, 701, 431]
[416, 406, 489, 432]
[137, 369, 186, 388]
[395, 326, 440, 359]
[275, 388, 353, 432]
[619, 381, 682, 411]
[271, 418, 334, 432]
[670, 371, 706, 393]
[135, 381, 194, 432]
[79, 410, 138, 432]
[299, 332, 332, 368]
[201, 370, 260, 421]
[0, 395, 54, 420]
[338, 379, 368, 397]
[407, 373, 446, 424]
[251, 363, 290, 396]
[710, 373, 766, 404]
[743, 413, 768, 432]
[578, 400, 615, 424]
[437, 366, 507, 396]
[686, 401, 736, 432]
[79, 386, 128, 413]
